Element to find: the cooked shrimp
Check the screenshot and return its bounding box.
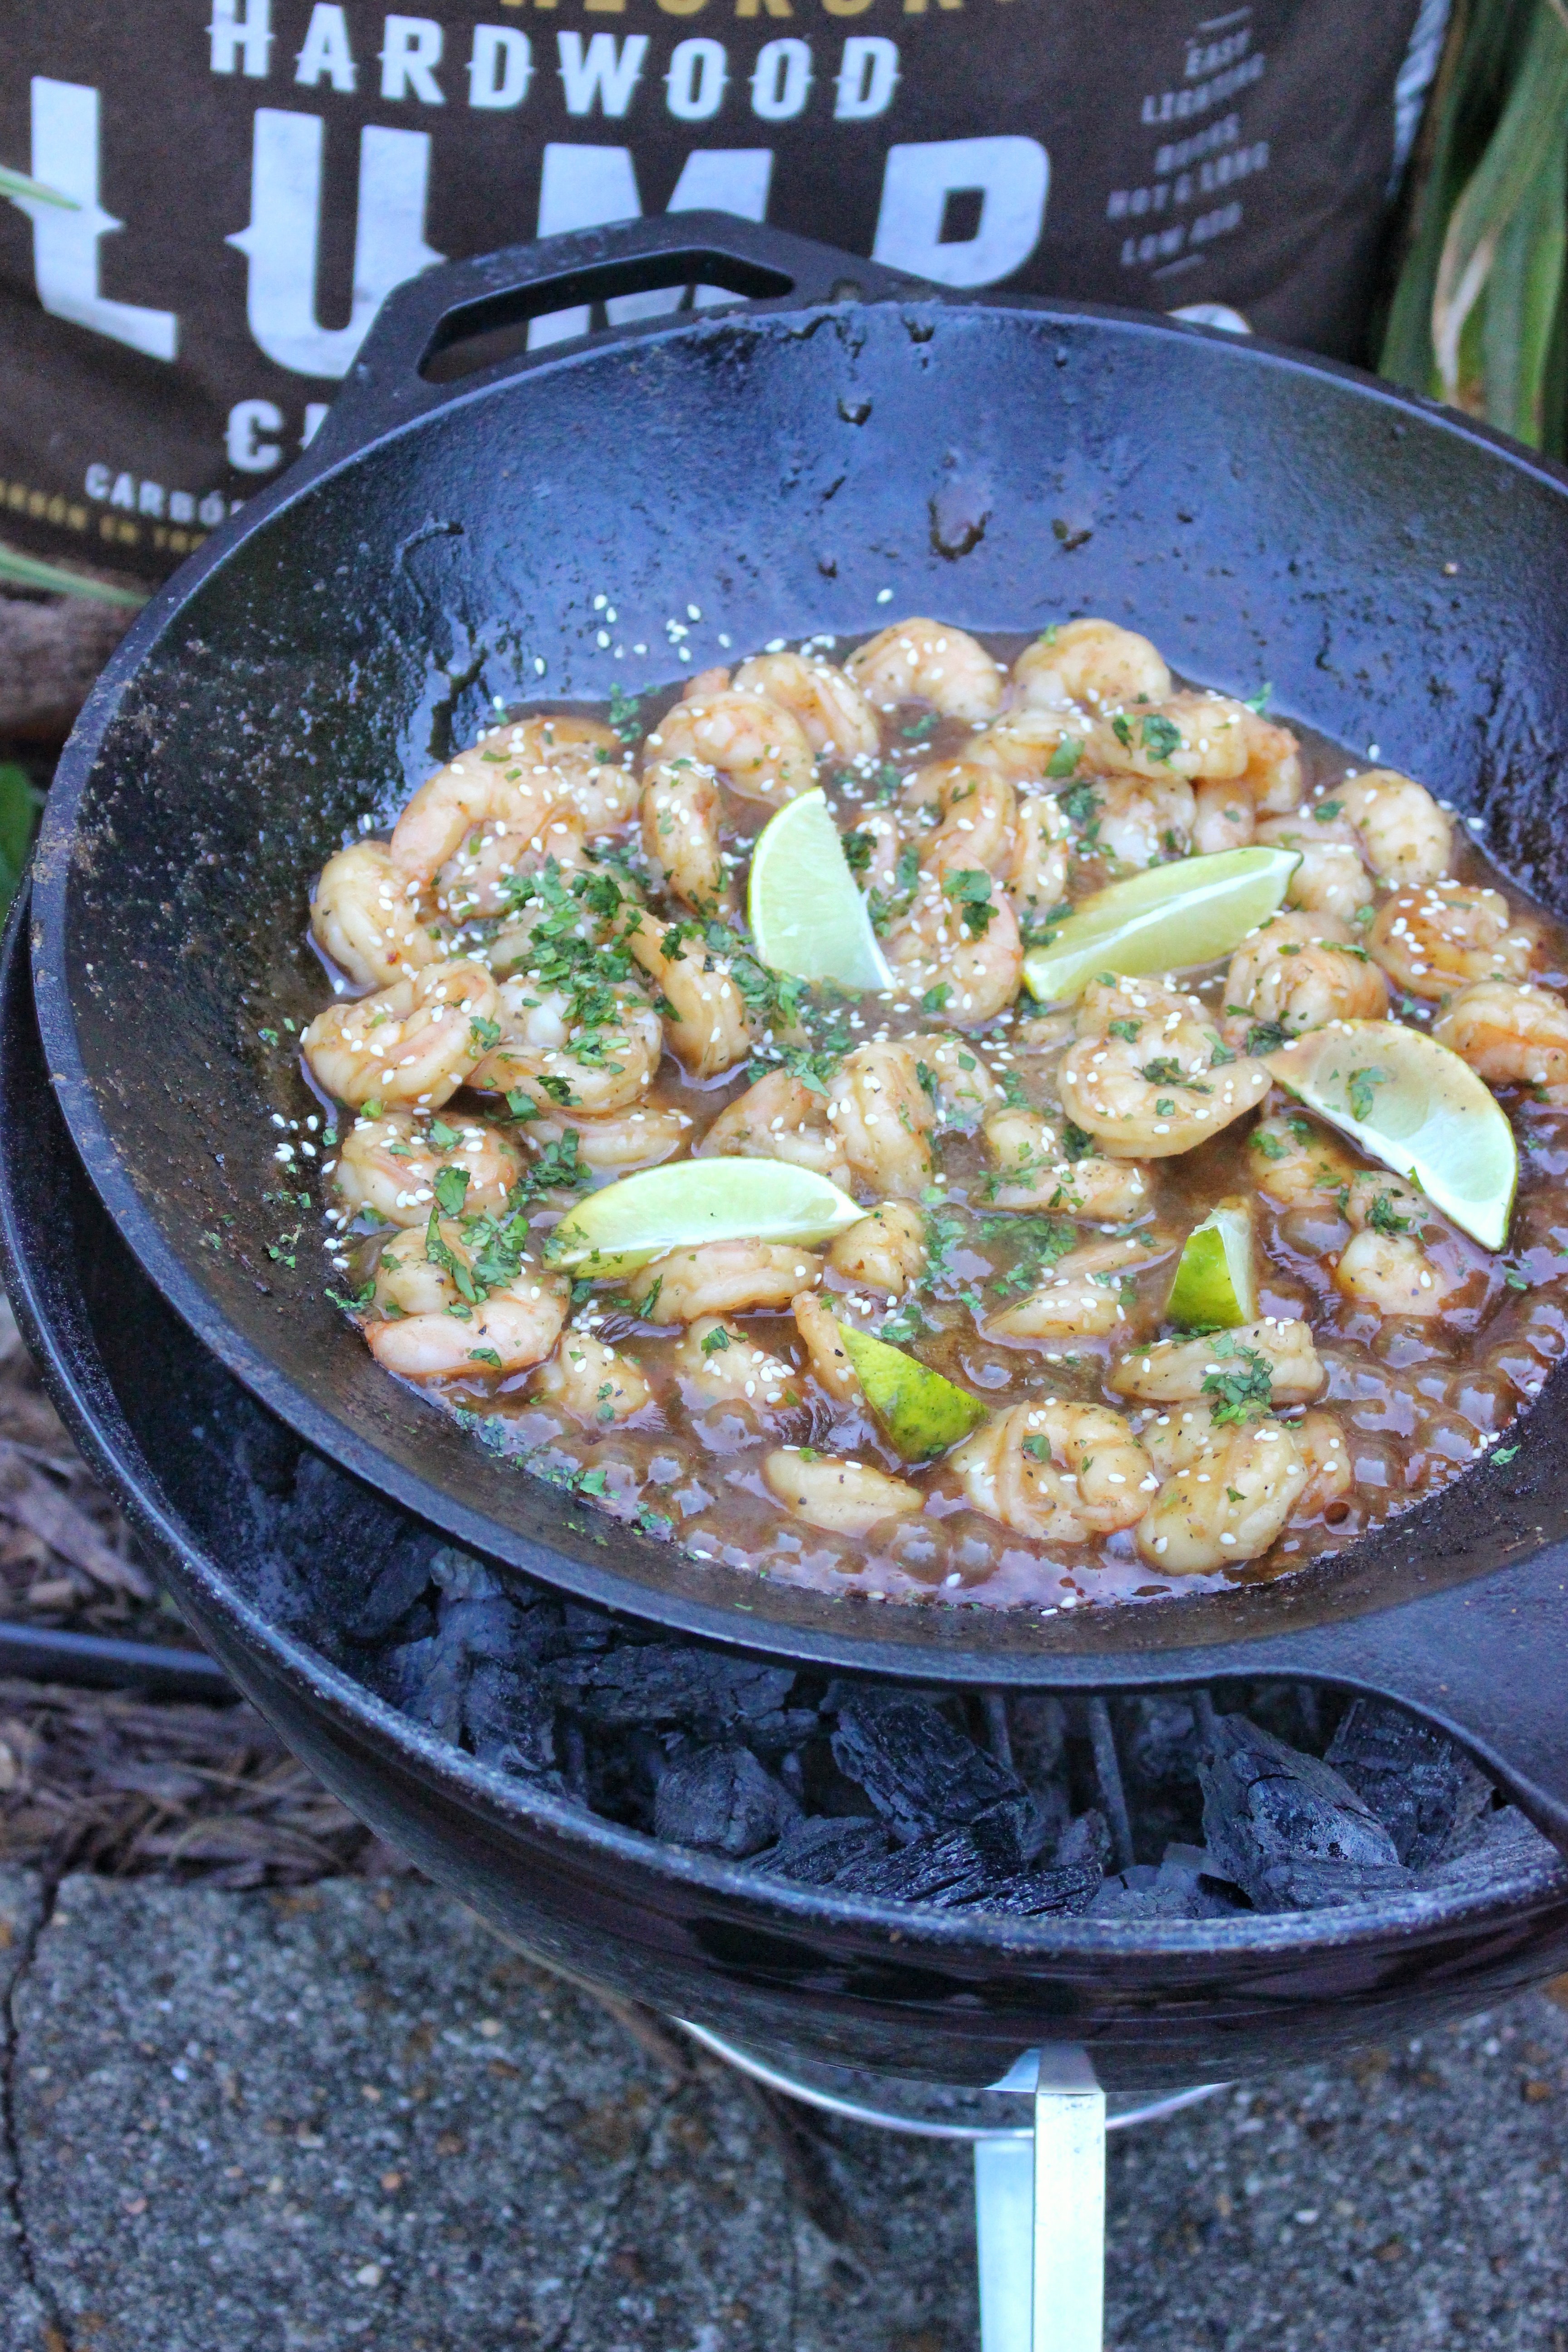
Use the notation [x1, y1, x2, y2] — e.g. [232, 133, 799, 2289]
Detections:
[846, 618, 1003, 721]
[697, 1069, 853, 1188]
[969, 708, 1078, 787]
[506, 715, 638, 833]
[1369, 883, 1539, 1000]
[1058, 977, 1270, 1157]
[792, 1290, 861, 1403]
[626, 1241, 823, 1322]
[1136, 1419, 1308, 1572]
[900, 1030, 1002, 1126]
[1338, 769, 1450, 888]
[1292, 1410, 1354, 1517]
[470, 980, 662, 1115]
[826, 1042, 936, 1200]
[1110, 1318, 1324, 1405]
[985, 1235, 1172, 1345]
[951, 1402, 1154, 1542]
[1007, 789, 1072, 930]
[390, 754, 588, 915]
[1255, 813, 1372, 926]
[1237, 712, 1303, 814]
[982, 1110, 1152, 1217]
[731, 651, 881, 758]
[1082, 689, 1250, 783]
[624, 911, 754, 1079]
[828, 1200, 928, 1296]
[521, 1104, 691, 1173]
[333, 1109, 519, 1228]
[301, 960, 500, 1110]
[763, 1449, 923, 1535]
[883, 875, 1024, 1027]
[367, 1224, 567, 1380]
[1335, 1189, 1457, 1313]
[672, 1318, 799, 1407]
[640, 760, 730, 914]
[310, 841, 443, 988]
[908, 762, 1018, 877]
[1192, 775, 1255, 855]
[1433, 977, 1568, 1088]
[1010, 620, 1171, 714]
[530, 1331, 655, 1425]
[643, 691, 815, 804]
[1221, 910, 1389, 1041]
[1075, 774, 1195, 868]
[1247, 1113, 1358, 1205]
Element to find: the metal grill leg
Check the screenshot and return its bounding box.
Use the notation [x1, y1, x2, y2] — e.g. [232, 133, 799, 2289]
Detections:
[975, 2056, 1106, 2352]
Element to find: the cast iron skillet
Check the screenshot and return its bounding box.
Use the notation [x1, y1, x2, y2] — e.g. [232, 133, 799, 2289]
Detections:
[27, 217, 1568, 1817]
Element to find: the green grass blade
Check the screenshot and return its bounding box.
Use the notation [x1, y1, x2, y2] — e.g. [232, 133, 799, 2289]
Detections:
[0, 766, 42, 921]
[0, 544, 146, 608]
[0, 163, 78, 211]
[1432, 0, 1568, 398]
[1481, 113, 1568, 441]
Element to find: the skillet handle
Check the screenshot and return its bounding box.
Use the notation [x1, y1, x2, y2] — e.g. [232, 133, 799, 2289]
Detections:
[304, 214, 929, 467]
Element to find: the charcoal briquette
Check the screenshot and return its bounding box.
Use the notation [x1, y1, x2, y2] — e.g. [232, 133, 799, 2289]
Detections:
[759, 1818, 893, 1886]
[554, 1644, 798, 1731]
[1200, 1714, 1409, 1911]
[1325, 1698, 1494, 1867]
[1055, 1807, 1113, 1876]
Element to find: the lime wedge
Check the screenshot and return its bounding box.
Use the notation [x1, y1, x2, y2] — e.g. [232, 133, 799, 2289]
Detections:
[1166, 1196, 1257, 1330]
[544, 1157, 862, 1277]
[837, 1323, 987, 1460]
[1264, 1020, 1517, 1250]
[1022, 846, 1299, 1005]
[747, 787, 894, 991]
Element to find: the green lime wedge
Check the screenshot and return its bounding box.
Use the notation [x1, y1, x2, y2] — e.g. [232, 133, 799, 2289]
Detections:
[1166, 1196, 1257, 1330]
[544, 1157, 863, 1278]
[1022, 846, 1299, 1005]
[837, 1323, 987, 1460]
[747, 787, 894, 992]
[1264, 1020, 1517, 1250]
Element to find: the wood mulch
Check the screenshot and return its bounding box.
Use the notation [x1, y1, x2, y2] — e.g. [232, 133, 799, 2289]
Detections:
[0, 1294, 408, 1889]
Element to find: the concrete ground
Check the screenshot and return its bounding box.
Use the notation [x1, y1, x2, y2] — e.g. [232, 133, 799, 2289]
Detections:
[0, 1872, 1561, 2349]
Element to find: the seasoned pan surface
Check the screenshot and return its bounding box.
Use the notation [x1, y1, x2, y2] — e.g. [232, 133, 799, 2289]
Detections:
[27, 223, 1568, 1758]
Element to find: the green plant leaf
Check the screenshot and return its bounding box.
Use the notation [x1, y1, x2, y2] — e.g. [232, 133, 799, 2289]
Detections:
[0, 163, 78, 211]
[0, 765, 42, 920]
[1481, 108, 1568, 441]
[0, 544, 146, 608]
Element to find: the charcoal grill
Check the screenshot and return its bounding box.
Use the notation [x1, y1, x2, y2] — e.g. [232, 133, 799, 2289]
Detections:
[6, 892, 1568, 2346]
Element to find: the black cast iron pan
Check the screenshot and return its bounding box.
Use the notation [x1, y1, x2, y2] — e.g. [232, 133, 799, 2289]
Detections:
[7, 883, 1568, 2090]
[26, 216, 1568, 1826]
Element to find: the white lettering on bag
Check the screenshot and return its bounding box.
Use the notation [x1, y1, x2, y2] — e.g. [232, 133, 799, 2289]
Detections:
[666, 39, 727, 123]
[21, 80, 179, 361]
[209, 0, 273, 78]
[750, 39, 811, 122]
[873, 137, 1049, 289]
[380, 16, 445, 104]
[469, 26, 532, 110]
[834, 37, 897, 122]
[296, 5, 357, 93]
[227, 397, 285, 470]
[227, 109, 443, 376]
[557, 34, 649, 120]
[527, 143, 773, 347]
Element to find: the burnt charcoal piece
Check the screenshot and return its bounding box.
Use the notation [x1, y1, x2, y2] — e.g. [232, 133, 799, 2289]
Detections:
[759, 1817, 895, 1886]
[553, 1644, 798, 1732]
[1122, 1697, 1201, 1790]
[971, 1863, 1102, 1919]
[274, 1453, 442, 1644]
[1325, 1699, 1494, 1866]
[834, 1803, 1033, 1907]
[463, 1659, 560, 1787]
[830, 1691, 1028, 1844]
[1414, 1803, 1559, 1890]
[1088, 1846, 1247, 1921]
[1056, 1808, 1113, 1876]
[1200, 1714, 1408, 1911]
[653, 1744, 801, 1859]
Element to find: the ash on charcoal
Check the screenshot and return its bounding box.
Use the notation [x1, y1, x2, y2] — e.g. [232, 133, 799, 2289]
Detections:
[1088, 1844, 1247, 1922]
[1199, 1714, 1410, 1911]
[828, 1691, 1030, 1846]
[653, 1744, 800, 1859]
[1414, 1803, 1559, 1890]
[1325, 1698, 1494, 1867]
[1056, 1807, 1113, 1876]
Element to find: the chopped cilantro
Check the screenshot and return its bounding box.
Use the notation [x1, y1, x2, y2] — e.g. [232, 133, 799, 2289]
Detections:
[506, 1088, 540, 1121]
[1313, 799, 1344, 823]
[469, 1015, 503, 1053]
[921, 983, 953, 1015]
[1245, 1019, 1290, 1054]
[433, 1165, 470, 1218]
[1364, 1191, 1410, 1236]
[942, 867, 995, 936]
[1244, 681, 1272, 715]
[842, 829, 874, 875]
[701, 1324, 731, 1355]
[998, 1068, 1029, 1109]
[578, 1467, 609, 1497]
[1141, 712, 1183, 763]
[1059, 781, 1100, 828]
[1154, 1096, 1176, 1116]
[1107, 1018, 1141, 1043]
[608, 684, 644, 744]
[429, 1116, 460, 1147]
[468, 1348, 503, 1369]
[1140, 1056, 1183, 1085]
[1251, 1130, 1290, 1162]
[1201, 1346, 1275, 1426]
[1504, 1268, 1531, 1291]
[1347, 1066, 1387, 1122]
[1061, 1121, 1096, 1161]
[901, 713, 939, 742]
[1492, 1444, 1519, 1465]
[1046, 737, 1081, 781]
